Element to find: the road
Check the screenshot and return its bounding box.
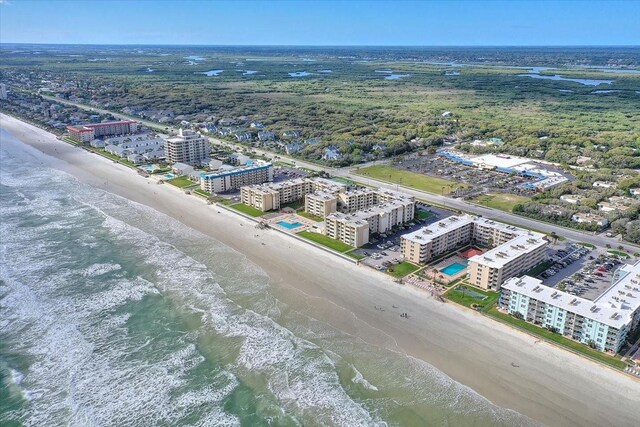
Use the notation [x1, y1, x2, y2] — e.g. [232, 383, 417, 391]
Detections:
[45, 95, 636, 252]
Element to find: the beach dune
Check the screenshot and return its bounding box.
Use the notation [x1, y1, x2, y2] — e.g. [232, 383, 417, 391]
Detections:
[2, 113, 639, 427]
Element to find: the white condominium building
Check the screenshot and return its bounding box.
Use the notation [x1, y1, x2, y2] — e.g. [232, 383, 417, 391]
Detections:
[325, 199, 415, 247]
[240, 178, 346, 213]
[164, 129, 209, 165]
[500, 266, 640, 353]
[401, 215, 548, 289]
[305, 192, 338, 218]
[200, 161, 273, 193]
[468, 234, 547, 290]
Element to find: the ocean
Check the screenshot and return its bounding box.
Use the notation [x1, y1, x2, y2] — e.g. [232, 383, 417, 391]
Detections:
[0, 131, 535, 426]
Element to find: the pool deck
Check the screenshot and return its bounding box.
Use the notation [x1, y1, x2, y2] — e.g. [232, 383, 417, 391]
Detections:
[424, 255, 469, 284]
[267, 212, 323, 234]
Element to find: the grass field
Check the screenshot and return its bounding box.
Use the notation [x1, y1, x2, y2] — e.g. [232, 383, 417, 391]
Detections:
[355, 166, 463, 194]
[415, 210, 434, 220]
[298, 211, 324, 222]
[471, 193, 531, 212]
[193, 189, 211, 197]
[387, 261, 420, 278]
[229, 203, 265, 217]
[444, 285, 499, 309]
[486, 307, 627, 370]
[298, 231, 353, 253]
[168, 176, 197, 188]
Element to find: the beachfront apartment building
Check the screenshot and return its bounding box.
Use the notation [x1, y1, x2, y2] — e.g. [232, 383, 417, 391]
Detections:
[67, 120, 139, 142]
[305, 192, 338, 218]
[401, 215, 548, 289]
[468, 234, 547, 290]
[240, 178, 346, 213]
[500, 267, 640, 352]
[325, 199, 416, 247]
[200, 161, 273, 194]
[164, 129, 209, 165]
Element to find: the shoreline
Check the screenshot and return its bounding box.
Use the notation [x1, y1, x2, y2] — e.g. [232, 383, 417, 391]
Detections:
[2, 113, 640, 426]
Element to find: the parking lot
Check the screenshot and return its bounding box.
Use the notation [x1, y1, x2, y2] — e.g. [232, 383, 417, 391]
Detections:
[556, 254, 628, 300]
[354, 204, 453, 270]
[395, 153, 538, 197]
[539, 243, 594, 286]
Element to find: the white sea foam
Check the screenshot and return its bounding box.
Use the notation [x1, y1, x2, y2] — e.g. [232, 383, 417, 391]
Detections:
[351, 365, 379, 391]
[81, 262, 122, 277]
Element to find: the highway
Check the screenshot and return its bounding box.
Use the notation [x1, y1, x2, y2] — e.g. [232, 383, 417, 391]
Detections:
[45, 95, 635, 252]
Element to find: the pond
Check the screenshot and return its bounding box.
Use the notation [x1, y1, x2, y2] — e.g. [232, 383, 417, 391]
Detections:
[197, 69, 224, 76]
[288, 71, 313, 77]
[518, 73, 614, 86]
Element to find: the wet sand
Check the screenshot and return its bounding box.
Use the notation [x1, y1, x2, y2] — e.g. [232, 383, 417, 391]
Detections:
[2, 113, 639, 426]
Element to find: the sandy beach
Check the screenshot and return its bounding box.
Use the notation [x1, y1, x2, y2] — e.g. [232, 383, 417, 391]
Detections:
[2, 113, 639, 426]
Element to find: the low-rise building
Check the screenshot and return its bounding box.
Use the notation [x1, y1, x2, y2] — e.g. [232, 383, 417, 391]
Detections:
[500, 266, 640, 353]
[240, 177, 346, 213]
[305, 192, 338, 218]
[593, 181, 616, 189]
[468, 235, 547, 290]
[571, 212, 609, 227]
[401, 215, 548, 290]
[326, 198, 415, 248]
[200, 161, 273, 193]
[560, 194, 583, 204]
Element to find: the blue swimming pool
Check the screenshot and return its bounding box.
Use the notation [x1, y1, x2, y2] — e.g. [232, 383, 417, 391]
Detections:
[143, 165, 155, 172]
[441, 261, 468, 276]
[163, 173, 176, 180]
[277, 220, 303, 230]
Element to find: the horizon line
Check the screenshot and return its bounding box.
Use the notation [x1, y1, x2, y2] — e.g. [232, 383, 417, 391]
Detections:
[1, 42, 639, 48]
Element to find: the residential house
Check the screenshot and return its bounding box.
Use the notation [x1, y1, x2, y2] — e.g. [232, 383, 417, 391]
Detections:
[571, 213, 608, 227]
[258, 131, 276, 142]
[322, 147, 343, 161]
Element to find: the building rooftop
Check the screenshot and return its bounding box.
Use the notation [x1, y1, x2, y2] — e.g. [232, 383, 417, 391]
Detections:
[401, 214, 475, 244]
[503, 262, 640, 329]
[469, 234, 547, 268]
[200, 161, 272, 180]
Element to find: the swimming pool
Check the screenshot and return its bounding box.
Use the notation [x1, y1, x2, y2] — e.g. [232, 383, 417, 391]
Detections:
[163, 173, 176, 180]
[441, 261, 468, 276]
[143, 165, 156, 172]
[277, 220, 303, 230]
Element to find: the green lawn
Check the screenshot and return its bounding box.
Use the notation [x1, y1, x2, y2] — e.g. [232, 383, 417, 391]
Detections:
[193, 189, 211, 197]
[298, 231, 353, 253]
[281, 200, 304, 210]
[471, 193, 531, 212]
[444, 285, 499, 310]
[577, 242, 596, 249]
[486, 307, 627, 370]
[387, 261, 420, 278]
[355, 165, 464, 194]
[298, 211, 324, 222]
[229, 203, 265, 217]
[168, 176, 197, 188]
[415, 210, 434, 220]
[346, 251, 367, 260]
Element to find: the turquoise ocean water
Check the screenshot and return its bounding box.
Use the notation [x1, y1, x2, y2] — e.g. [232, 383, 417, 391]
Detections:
[0, 131, 535, 426]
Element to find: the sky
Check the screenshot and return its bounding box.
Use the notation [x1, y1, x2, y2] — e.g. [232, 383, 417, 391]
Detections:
[0, 0, 639, 46]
